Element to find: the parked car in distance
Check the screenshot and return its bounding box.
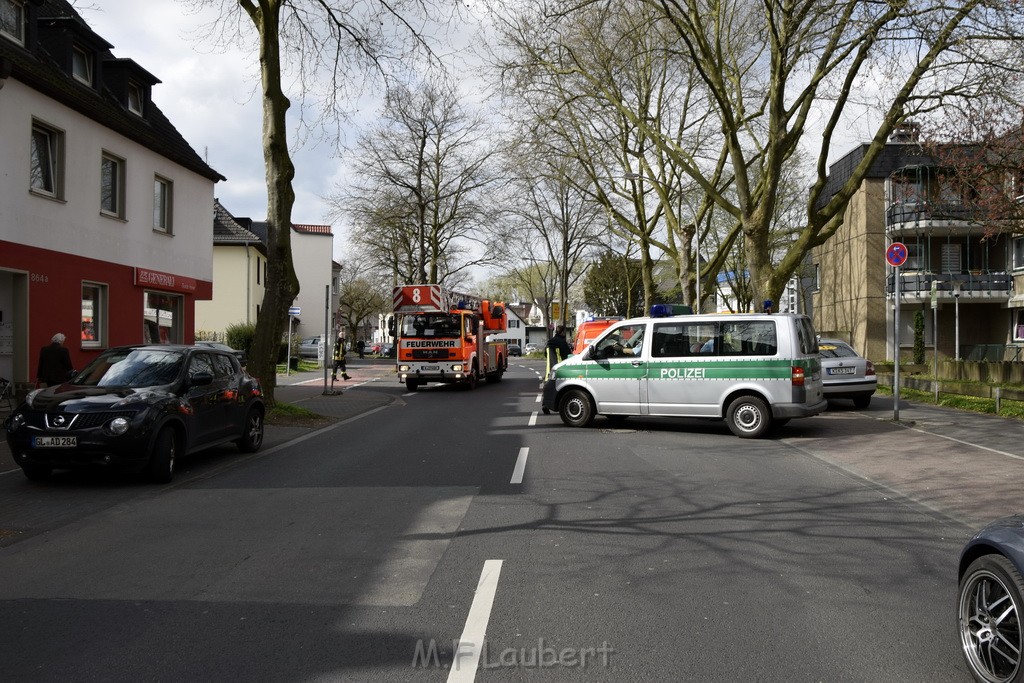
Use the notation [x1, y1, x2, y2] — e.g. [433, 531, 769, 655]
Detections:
[4, 345, 265, 483]
[379, 343, 395, 358]
[818, 338, 876, 408]
[508, 344, 522, 357]
[524, 343, 540, 355]
[298, 336, 324, 359]
[195, 340, 246, 366]
[957, 515, 1024, 683]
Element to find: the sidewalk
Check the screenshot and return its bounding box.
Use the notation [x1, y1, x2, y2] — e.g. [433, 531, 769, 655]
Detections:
[0, 359, 398, 474]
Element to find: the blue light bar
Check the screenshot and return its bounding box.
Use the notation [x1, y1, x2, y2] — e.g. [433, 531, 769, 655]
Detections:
[650, 304, 694, 318]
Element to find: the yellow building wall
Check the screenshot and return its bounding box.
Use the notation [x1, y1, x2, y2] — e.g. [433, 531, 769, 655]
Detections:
[194, 246, 265, 336]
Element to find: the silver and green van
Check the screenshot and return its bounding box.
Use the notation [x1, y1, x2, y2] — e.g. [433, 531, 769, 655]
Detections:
[540, 311, 827, 438]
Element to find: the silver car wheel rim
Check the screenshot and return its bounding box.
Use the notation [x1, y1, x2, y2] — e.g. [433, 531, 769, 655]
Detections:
[734, 403, 762, 432]
[566, 398, 584, 421]
[960, 569, 1022, 682]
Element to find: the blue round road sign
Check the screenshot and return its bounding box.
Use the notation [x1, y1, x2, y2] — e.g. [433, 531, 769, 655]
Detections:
[886, 242, 908, 267]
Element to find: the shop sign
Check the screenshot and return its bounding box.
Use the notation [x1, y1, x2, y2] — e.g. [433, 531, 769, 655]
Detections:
[134, 267, 198, 293]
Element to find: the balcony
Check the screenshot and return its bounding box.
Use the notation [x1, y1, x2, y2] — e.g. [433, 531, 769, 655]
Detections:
[885, 270, 1012, 301]
[886, 202, 981, 236]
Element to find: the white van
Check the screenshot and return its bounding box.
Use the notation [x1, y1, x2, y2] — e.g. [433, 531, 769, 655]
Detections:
[540, 311, 827, 438]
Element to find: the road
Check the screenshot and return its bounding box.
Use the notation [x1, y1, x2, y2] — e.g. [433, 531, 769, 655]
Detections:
[1, 358, 1021, 681]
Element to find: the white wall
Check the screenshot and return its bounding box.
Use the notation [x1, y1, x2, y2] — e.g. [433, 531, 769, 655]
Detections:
[290, 231, 335, 341]
[1, 80, 215, 282]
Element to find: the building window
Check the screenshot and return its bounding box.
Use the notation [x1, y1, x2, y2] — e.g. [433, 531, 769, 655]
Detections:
[127, 82, 144, 115]
[1015, 311, 1024, 342]
[81, 282, 106, 348]
[153, 176, 172, 233]
[100, 152, 125, 218]
[72, 45, 92, 85]
[1013, 238, 1024, 272]
[813, 264, 821, 291]
[256, 256, 261, 284]
[30, 121, 64, 198]
[0, 0, 24, 44]
[143, 291, 183, 344]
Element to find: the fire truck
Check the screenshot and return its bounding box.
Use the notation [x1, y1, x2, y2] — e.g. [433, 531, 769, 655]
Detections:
[392, 284, 509, 391]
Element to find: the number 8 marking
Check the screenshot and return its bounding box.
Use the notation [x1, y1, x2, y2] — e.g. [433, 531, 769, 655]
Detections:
[412, 288, 421, 303]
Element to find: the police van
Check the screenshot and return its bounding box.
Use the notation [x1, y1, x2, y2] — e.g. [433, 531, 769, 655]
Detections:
[541, 307, 827, 438]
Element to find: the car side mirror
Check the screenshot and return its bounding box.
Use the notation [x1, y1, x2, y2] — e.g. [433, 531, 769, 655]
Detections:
[190, 371, 214, 387]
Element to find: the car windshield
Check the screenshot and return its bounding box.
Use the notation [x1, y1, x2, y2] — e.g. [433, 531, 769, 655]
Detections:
[819, 342, 859, 359]
[72, 348, 185, 387]
[401, 314, 463, 339]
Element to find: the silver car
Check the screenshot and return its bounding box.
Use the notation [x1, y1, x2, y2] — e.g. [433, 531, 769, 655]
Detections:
[818, 338, 876, 408]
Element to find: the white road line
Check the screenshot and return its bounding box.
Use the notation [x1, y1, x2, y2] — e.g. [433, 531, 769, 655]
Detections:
[528, 411, 538, 426]
[535, 394, 541, 402]
[510, 447, 529, 484]
[448, 559, 503, 683]
[895, 421, 1024, 461]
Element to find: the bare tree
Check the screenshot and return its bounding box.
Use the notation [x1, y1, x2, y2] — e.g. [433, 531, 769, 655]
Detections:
[188, 0, 452, 404]
[331, 76, 500, 289]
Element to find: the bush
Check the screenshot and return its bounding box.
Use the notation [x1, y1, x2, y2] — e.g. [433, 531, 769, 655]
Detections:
[225, 322, 257, 357]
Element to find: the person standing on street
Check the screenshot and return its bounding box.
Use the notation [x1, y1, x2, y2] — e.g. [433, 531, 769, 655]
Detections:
[546, 325, 572, 374]
[356, 339, 365, 359]
[37, 332, 74, 387]
[331, 335, 351, 382]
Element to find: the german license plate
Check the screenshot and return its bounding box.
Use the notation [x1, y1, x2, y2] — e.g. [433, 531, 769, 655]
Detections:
[32, 436, 77, 448]
[421, 366, 439, 371]
[828, 367, 856, 375]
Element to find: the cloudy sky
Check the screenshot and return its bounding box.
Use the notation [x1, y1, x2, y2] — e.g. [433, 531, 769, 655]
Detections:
[80, 0, 408, 262]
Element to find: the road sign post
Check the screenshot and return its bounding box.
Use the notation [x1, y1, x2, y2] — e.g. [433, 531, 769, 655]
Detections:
[886, 243, 908, 421]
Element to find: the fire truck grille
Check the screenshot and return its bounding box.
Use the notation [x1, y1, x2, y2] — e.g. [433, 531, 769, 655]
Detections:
[412, 349, 450, 360]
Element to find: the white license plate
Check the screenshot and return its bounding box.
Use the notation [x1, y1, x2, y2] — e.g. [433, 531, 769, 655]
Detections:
[420, 366, 439, 371]
[33, 436, 78, 448]
[828, 367, 856, 375]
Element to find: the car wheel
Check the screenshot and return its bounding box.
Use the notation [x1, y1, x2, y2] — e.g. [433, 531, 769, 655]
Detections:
[853, 395, 871, 409]
[726, 395, 771, 438]
[236, 405, 264, 453]
[958, 553, 1024, 683]
[559, 389, 594, 428]
[20, 461, 52, 481]
[464, 369, 478, 390]
[147, 426, 177, 484]
[405, 378, 419, 392]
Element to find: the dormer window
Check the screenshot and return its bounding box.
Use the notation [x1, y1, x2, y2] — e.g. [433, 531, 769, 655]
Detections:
[72, 45, 92, 85]
[127, 81, 144, 115]
[0, 0, 24, 44]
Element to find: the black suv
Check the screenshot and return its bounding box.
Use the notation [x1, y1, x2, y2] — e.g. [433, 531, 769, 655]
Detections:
[4, 345, 265, 483]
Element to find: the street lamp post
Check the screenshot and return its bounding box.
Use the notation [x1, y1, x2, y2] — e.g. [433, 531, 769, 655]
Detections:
[623, 172, 700, 312]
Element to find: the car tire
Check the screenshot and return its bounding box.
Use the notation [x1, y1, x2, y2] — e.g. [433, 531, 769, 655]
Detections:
[853, 395, 871, 409]
[958, 553, 1024, 683]
[726, 395, 771, 438]
[236, 405, 265, 453]
[21, 461, 52, 481]
[559, 389, 594, 428]
[405, 378, 419, 392]
[464, 369, 478, 390]
[147, 426, 177, 484]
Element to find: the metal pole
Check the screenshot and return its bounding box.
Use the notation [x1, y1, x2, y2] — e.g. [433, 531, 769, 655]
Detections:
[893, 267, 901, 422]
[323, 284, 330, 389]
[286, 315, 293, 377]
[933, 304, 939, 403]
[696, 249, 701, 313]
[955, 288, 961, 361]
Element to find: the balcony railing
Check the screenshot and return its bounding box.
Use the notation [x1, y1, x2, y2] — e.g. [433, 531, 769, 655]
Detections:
[885, 271, 1012, 296]
[886, 202, 980, 227]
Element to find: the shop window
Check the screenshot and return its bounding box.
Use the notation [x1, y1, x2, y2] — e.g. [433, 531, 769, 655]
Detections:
[100, 152, 125, 218]
[30, 121, 64, 198]
[0, 0, 25, 44]
[81, 282, 106, 348]
[153, 176, 173, 233]
[143, 291, 183, 344]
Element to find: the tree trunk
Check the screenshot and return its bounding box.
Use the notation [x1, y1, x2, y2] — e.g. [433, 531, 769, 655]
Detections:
[241, 0, 300, 407]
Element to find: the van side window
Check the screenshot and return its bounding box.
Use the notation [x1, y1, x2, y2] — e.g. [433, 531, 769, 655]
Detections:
[720, 321, 778, 356]
[652, 322, 717, 357]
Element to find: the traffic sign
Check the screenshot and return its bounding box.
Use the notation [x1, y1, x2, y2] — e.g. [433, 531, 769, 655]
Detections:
[288, 306, 301, 316]
[886, 242, 909, 267]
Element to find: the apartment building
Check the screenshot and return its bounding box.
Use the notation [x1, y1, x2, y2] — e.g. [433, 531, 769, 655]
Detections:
[813, 125, 1024, 362]
[0, 0, 224, 388]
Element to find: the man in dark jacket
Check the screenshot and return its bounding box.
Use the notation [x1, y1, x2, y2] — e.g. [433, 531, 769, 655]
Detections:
[546, 325, 572, 371]
[37, 332, 73, 387]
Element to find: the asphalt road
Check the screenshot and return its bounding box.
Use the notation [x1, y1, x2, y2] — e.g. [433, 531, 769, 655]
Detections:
[0, 359, 1020, 680]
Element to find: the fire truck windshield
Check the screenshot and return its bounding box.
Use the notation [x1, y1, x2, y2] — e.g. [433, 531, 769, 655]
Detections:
[402, 314, 462, 339]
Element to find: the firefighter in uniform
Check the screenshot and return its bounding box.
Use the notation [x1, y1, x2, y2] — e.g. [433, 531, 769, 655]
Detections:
[332, 336, 351, 381]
